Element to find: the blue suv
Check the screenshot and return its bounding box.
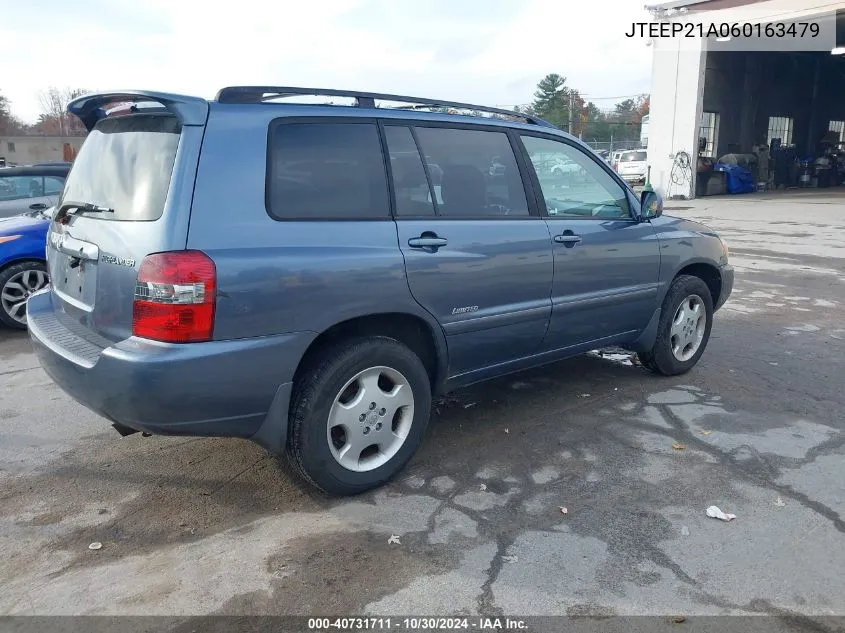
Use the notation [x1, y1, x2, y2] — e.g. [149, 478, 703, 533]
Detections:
[27, 87, 733, 495]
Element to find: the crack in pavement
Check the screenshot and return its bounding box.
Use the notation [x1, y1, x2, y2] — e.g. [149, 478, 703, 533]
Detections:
[655, 404, 845, 534]
[0, 366, 40, 377]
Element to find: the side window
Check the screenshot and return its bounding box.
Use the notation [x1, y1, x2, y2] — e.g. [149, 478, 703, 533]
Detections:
[384, 126, 435, 217]
[413, 127, 529, 217]
[521, 136, 631, 220]
[44, 176, 65, 196]
[0, 176, 44, 201]
[267, 122, 389, 219]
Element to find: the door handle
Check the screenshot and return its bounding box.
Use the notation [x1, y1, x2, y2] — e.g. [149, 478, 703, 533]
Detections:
[29, 203, 48, 210]
[554, 234, 582, 245]
[408, 236, 448, 249]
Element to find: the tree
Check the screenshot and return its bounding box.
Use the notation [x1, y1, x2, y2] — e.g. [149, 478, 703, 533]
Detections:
[35, 86, 88, 136]
[532, 73, 569, 129]
[581, 102, 612, 144]
[570, 91, 588, 137]
[634, 94, 650, 121]
[594, 95, 650, 146]
[613, 98, 638, 119]
[0, 90, 27, 136]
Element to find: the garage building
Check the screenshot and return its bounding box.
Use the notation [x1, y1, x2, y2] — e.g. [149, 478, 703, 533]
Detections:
[646, 0, 845, 199]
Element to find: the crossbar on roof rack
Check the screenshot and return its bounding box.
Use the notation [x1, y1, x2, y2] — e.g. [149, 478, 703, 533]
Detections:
[214, 86, 554, 127]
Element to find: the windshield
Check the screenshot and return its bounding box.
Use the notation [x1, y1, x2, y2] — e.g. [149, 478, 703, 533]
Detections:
[621, 151, 647, 162]
[60, 114, 181, 221]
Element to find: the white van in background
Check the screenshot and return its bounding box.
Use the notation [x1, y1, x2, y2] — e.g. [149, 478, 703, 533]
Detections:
[616, 149, 648, 185]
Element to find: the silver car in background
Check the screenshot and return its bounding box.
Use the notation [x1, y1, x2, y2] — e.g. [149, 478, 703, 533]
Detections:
[0, 165, 70, 219]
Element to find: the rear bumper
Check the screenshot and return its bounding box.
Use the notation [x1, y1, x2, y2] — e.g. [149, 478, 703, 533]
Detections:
[27, 289, 315, 446]
[716, 263, 734, 311]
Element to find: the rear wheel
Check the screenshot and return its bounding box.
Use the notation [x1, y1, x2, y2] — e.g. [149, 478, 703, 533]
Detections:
[640, 275, 714, 376]
[0, 262, 48, 329]
[287, 336, 432, 495]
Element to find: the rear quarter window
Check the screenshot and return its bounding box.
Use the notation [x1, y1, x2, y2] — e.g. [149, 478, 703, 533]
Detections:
[266, 121, 390, 220]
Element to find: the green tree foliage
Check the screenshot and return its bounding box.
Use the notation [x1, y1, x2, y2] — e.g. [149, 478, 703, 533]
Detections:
[529, 74, 649, 147]
[531, 73, 569, 129]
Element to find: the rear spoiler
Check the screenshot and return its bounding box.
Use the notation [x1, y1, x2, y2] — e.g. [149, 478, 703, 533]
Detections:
[68, 90, 209, 132]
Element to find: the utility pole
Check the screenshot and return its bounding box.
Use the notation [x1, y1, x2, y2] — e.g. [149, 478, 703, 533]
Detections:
[568, 90, 575, 135]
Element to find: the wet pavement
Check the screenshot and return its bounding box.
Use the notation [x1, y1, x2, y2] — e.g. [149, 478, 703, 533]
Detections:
[1, 190, 843, 626]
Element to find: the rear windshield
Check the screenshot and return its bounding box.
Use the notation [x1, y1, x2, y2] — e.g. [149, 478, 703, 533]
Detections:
[60, 114, 181, 221]
[620, 151, 647, 162]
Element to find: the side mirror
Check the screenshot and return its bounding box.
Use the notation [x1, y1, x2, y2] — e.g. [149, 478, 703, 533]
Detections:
[640, 190, 663, 219]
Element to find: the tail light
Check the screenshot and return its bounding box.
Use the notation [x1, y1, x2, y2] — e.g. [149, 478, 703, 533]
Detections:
[132, 251, 216, 343]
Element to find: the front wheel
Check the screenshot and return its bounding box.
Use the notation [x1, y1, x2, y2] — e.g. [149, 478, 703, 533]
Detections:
[639, 275, 714, 376]
[287, 336, 432, 495]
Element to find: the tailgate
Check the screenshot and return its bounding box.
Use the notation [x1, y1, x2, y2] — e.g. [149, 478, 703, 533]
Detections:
[618, 161, 645, 175]
[45, 92, 208, 343]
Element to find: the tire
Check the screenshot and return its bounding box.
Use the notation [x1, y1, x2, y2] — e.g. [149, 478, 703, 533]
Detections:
[287, 336, 432, 495]
[0, 261, 49, 330]
[639, 275, 714, 376]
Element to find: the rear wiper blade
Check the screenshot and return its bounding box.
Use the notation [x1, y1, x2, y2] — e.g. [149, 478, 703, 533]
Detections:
[59, 201, 115, 216]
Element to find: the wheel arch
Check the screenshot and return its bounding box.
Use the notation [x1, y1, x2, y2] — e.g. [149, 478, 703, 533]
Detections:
[292, 311, 449, 397]
[0, 256, 47, 274]
[630, 260, 721, 354]
[674, 261, 722, 307]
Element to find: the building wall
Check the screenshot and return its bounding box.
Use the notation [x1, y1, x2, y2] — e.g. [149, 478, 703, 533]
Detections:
[0, 136, 84, 166]
[647, 37, 706, 199]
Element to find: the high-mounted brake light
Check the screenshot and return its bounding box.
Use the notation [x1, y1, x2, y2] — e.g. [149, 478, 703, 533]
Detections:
[132, 251, 216, 343]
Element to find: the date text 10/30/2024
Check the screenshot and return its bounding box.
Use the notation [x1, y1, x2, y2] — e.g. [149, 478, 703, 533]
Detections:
[626, 21, 820, 39]
[307, 617, 528, 630]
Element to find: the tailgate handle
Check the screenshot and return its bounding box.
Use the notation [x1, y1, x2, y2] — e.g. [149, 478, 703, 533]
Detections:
[53, 233, 99, 261]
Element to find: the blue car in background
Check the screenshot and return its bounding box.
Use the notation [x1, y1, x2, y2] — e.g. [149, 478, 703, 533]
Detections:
[0, 163, 69, 328]
[0, 209, 52, 329]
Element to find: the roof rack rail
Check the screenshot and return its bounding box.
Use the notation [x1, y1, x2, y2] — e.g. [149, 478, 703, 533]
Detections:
[214, 86, 555, 127]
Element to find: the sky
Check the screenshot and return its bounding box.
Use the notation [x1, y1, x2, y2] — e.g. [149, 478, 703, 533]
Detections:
[1, 0, 655, 124]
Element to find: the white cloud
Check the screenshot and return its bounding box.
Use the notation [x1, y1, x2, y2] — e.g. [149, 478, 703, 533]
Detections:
[2, 0, 653, 123]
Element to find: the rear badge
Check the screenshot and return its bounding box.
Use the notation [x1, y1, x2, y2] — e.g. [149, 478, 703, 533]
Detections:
[101, 253, 136, 267]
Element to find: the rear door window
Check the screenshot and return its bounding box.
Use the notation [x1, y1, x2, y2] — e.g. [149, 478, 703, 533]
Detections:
[44, 176, 65, 195]
[0, 176, 44, 201]
[413, 127, 529, 217]
[267, 121, 390, 220]
[60, 114, 181, 221]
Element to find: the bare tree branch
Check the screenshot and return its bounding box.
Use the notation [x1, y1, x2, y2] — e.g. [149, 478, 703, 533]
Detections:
[35, 86, 90, 136]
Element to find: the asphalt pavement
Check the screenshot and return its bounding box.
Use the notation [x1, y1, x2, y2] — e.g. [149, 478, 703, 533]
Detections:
[1, 189, 844, 629]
